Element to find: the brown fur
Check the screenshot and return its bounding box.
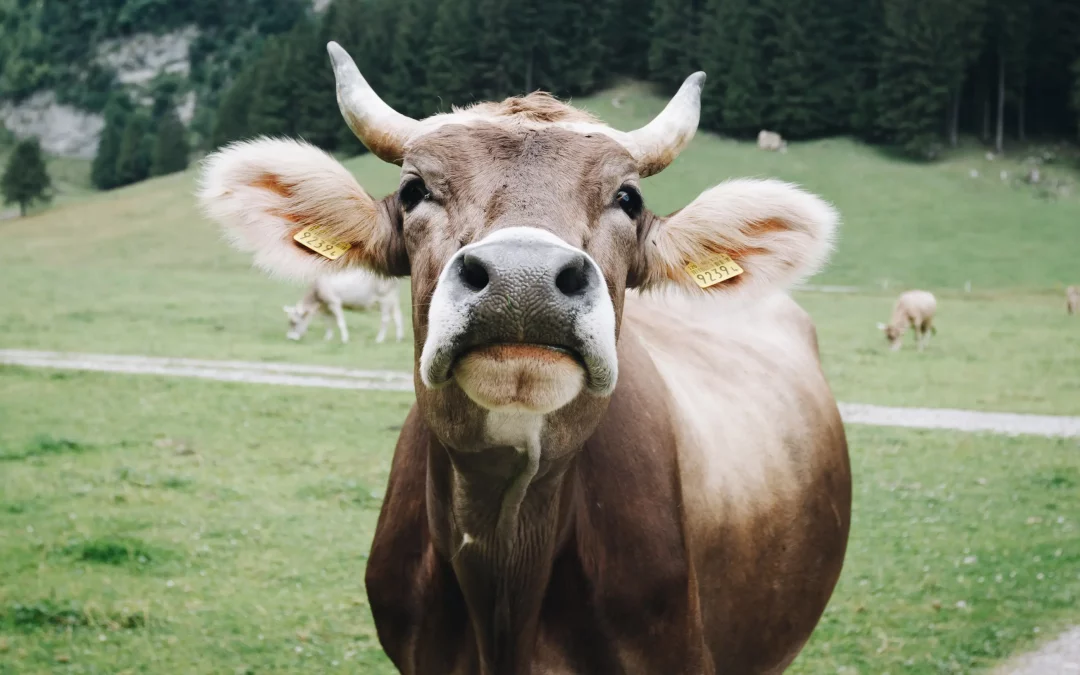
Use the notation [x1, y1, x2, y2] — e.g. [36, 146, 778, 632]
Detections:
[198, 96, 846, 675]
[1067, 286, 1079, 315]
[250, 173, 293, 198]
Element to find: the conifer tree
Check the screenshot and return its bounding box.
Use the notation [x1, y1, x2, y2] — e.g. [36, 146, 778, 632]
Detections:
[247, 37, 294, 138]
[1, 137, 52, 216]
[91, 94, 132, 190]
[115, 113, 152, 186]
[150, 109, 190, 177]
[602, 0, 653, 79]
[426, 0, 480, 109]
[719, 2, 767, 137]
[875, 0, 955, 157]
[211, 67, 258, 148]
[388, 0, 438, 117]
[648, 0, 699, 92]
[284, 20, 339, 149]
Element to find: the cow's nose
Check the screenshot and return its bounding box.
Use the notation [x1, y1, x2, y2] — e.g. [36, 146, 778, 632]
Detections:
[453, 241, 595, 302]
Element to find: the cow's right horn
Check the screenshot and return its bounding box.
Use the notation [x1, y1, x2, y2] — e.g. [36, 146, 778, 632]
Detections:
[327, 41, 420, 165]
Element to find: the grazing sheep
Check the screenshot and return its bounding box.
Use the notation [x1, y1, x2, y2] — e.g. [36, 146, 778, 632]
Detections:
[284, 269, 403, 344]
[1068, 286, 1079, 315]
[877, 290, 937, 352]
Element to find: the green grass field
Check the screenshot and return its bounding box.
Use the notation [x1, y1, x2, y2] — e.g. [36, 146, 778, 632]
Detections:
[1, 369, 1077, 674]
[1, 82, 1079, 673]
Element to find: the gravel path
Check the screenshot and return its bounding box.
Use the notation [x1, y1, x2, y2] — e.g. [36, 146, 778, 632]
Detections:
[993, 626, 1080, 675]
[839, 402, 1080, 438]
[0, 349, 412, 392]
[3, 348, 1080, 438]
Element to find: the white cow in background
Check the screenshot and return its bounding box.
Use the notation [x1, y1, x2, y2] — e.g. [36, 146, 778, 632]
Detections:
[757, 129, 787, 152]
[284, 269, 404, 344]
[877, 290, 937, 352]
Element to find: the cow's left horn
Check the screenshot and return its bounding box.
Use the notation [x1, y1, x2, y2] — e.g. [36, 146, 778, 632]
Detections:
[623, 72, 706, 177]
[327, 41, 420, 165]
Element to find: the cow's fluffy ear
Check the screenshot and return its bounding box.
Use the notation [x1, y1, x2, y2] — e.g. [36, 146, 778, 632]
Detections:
[634, 179, 837, 296]
[197, 138, 406, 281]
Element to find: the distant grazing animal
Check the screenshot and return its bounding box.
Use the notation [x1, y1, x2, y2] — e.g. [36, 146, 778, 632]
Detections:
[878, 290, 937, 351]
[757, 129, 787, 151]
[1067, 286, 1079, 315]
[198, 41, 850, 674]
[283, 269, 403, 344]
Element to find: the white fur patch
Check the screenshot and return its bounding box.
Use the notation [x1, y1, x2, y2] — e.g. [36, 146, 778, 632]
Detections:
[196, 137, 384, 282]
[643, 179, 839, 298]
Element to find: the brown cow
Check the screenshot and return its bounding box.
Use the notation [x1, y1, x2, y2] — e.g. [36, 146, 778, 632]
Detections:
[198, 42, 851, 675]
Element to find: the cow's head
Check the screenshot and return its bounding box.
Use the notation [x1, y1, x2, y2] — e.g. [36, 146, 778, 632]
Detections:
[198, 43, 837, 455]
[283, 304, 311, 340]
[877, 322, 904, 350]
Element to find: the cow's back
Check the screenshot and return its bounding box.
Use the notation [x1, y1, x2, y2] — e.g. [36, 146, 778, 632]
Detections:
[896, 290, 936, 324]
[319, 269, 398, 308]
[623, 290, 850, 673]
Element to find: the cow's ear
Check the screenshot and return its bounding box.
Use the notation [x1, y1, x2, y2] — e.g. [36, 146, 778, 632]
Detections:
[633, 179, 837, 296]
[197, 138, 407, 281]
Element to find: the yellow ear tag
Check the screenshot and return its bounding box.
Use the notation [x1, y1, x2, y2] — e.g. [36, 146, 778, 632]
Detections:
[685, 253, 744, 288]
[293, 224, 352, 261]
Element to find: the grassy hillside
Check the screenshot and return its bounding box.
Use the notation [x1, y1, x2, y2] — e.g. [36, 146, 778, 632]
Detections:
[2, 83, 1079, 413]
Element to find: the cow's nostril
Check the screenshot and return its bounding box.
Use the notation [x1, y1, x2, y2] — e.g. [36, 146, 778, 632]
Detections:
[459, 254, 490, 292]
[555, 262, 588, 296]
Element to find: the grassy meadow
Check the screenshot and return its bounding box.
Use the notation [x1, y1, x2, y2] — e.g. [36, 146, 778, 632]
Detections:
[1, 82, 1079, 673]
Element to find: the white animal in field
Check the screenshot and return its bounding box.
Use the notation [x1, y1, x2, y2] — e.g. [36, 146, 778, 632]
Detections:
[1067, 286, 1079, 315]
[284, 269, 403, 344]
[757, 129, 787, 151]
[877, 290, 937, 352]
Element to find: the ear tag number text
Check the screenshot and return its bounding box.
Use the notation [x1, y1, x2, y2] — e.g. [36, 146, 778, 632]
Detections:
[293, 224, 352, 261]
[685, 253, 744, 288]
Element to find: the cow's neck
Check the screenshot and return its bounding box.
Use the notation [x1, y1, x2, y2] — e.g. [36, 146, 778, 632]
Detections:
[428, 411, 576, 675]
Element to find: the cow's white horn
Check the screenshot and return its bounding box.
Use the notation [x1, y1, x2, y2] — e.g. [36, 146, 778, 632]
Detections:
[624, 72, 706, 177]
[327, 41, 420, 165]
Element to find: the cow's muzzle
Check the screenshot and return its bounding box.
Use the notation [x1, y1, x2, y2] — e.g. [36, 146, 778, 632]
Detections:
[420, 228, 618, 400]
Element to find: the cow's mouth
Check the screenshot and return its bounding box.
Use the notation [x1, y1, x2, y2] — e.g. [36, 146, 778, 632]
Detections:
[423, 337, 615, 398]
[446, 342, 593, 413]
[458, 343, 586, 370]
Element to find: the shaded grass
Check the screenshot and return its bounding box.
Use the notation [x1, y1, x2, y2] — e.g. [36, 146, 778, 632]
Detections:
[0, 368, 1077, 673]
[0, 435, 89, 462]
[2, 599, 149, 632]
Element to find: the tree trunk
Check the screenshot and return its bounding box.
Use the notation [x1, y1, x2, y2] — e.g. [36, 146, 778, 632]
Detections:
[948, 91, 961, 148]
[980, 76, 990, 141]
[19, 201, 27, 217]
[995, 50, 1005, 155]
[1017, 86, 1025, 142]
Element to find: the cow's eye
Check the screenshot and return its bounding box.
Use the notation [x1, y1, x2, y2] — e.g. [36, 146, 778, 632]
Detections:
[615, 186, 642, 219]
[399, 178, 431, 212]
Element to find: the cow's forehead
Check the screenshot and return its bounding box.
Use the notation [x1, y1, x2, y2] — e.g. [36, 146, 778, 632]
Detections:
[402, 121, 638, 185]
